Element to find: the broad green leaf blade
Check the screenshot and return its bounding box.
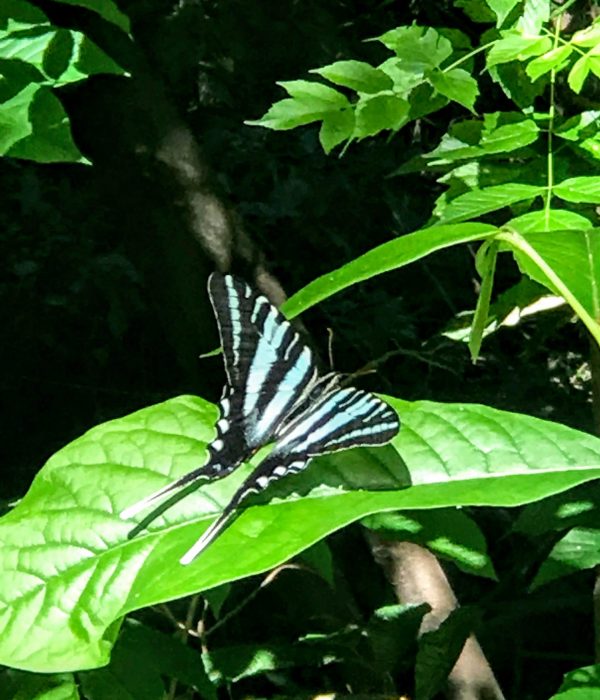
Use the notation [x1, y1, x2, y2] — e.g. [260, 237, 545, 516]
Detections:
[554, 176, 600, 204]
[572, 21, 600, 48]
[354, 92, 409, 137]
[434, 183, 545, 224]
[531, 527, 600, 589]
[319, 108, 354, 153]
[507, 209, 593, 232]
[498, 229, 600, 345]
[375, 26, 452, 72]
[526, 45, 573, 81]
[310, 60, 393, 93]
[568, 55, 590, 94]
[485, 0, 520, 27]
[4, 395, 600, 672]
[550, 665, 600, 699]
[428, 68, 478, 111]
[487, 31, 552, 68]
[362, 509, 496, 579]
[366, 603, 429, 673]
[283, 223, 498, 318]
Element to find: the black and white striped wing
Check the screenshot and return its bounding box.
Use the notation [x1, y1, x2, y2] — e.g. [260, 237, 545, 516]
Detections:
[208, 273, 319, 453]
[179, 387, 399, 564]
[121, 273, 319, 520]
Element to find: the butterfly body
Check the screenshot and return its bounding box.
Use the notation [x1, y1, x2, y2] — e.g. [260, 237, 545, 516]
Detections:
[121, 273, 400, 563]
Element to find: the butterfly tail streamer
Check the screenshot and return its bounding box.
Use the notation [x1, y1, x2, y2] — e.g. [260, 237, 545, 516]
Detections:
[120, 464, 216, 520]
[180, 496, 241, 565]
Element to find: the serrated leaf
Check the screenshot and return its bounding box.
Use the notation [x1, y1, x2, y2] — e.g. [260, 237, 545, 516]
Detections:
[428, 68, 478, 111]
[362, 509, 496, 579]
[550, 665, 600, 699]
[526, 44, 573, 81]
[5, 393, 600, 671]
[311, 60, 393, 93]
[378, 56, 427, 94]
[376, 26, 452, 72]
[247, 82, 350, 133]
[354, 92, 409, 137]
[518, 0, 550, 36]
[487, 32, 552, 68]
[508, 209, 593, 232]
[434, 183, 545, 224]
[554, 176, 600, 204]
[319, 108, 354, 153]
[485, 0, 520, 26]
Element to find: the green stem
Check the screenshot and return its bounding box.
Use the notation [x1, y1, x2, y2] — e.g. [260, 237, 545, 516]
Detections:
[443, 41, 496, 73]
[543, 21, 561, 230]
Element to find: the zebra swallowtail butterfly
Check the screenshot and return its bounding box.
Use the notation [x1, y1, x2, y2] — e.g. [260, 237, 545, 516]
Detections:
[121, 273, 399, 564]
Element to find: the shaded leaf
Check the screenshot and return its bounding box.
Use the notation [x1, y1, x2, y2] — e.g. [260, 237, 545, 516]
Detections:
[532, 527, 600, 589]
[485, 0, 520, 26]
[363, 509, 496, 579]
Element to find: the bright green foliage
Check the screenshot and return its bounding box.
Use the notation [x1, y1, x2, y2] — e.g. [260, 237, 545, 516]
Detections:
[550, 665, 600, 699]
[0, 671, 79, 700]
[3, 395, 600, 671]
[0, 0, 125, 162]
[248, 25, 479, 152]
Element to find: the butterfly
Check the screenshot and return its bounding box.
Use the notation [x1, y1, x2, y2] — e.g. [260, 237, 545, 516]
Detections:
[121, 273, 400, 564]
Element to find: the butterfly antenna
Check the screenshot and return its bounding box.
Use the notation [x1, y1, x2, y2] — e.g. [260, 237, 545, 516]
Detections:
[327, 327, 335, 371]
[120, 465, 213, 520]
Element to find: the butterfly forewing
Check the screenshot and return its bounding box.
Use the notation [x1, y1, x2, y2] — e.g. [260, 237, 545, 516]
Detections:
[208, 274, 319, 450]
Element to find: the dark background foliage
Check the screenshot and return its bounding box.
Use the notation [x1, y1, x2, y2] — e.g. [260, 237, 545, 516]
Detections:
[0, 0, 595, 697]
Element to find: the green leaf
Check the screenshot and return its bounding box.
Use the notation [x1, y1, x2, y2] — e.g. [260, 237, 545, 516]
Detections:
[366, 604, 429, 673]
[0, 671, 79, 700]
[362, 509, 496, 579]
[376, 26, 452, 72]
[311, 60, 393, 93]
[508, 209, 593, 232]
[378, 56, 428, 94]
[485, 0, 520, 26]
[428, 68, 478, 111]
[6, 85, 83, 162]
[456, 0, 497, 23]
[531, 527, 600, 588]
[568, 55, 590, 94]
[434, 183, 545, 224]
[319, 108, 354, 153]
[247, 81, 350, 131]
[572, 21, 600, 48]
[487, 31, 552, 68]
[0, 81, 35, 152]
[427, 117, 540, 163]
[518, 0, 550, 36]
[415, 607, 481, 700]
[80, 621, 215, 700]
[5, 393, 600, 671]
[51, 0, 130, 32]
[526, 44, 573, 81]
[283, 223, 498, 318]
[469, 240, 498, 360]
[554, 176, 600, 204]
[498, 229, 600, 346]
[550, 665, 600, 699]
[354, 92, 409, 137]
[298, 540, 335, 586]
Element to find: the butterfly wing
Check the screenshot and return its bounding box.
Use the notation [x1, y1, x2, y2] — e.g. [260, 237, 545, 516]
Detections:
[179, 388, 399, 563]
[121, 273, 319, 521]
